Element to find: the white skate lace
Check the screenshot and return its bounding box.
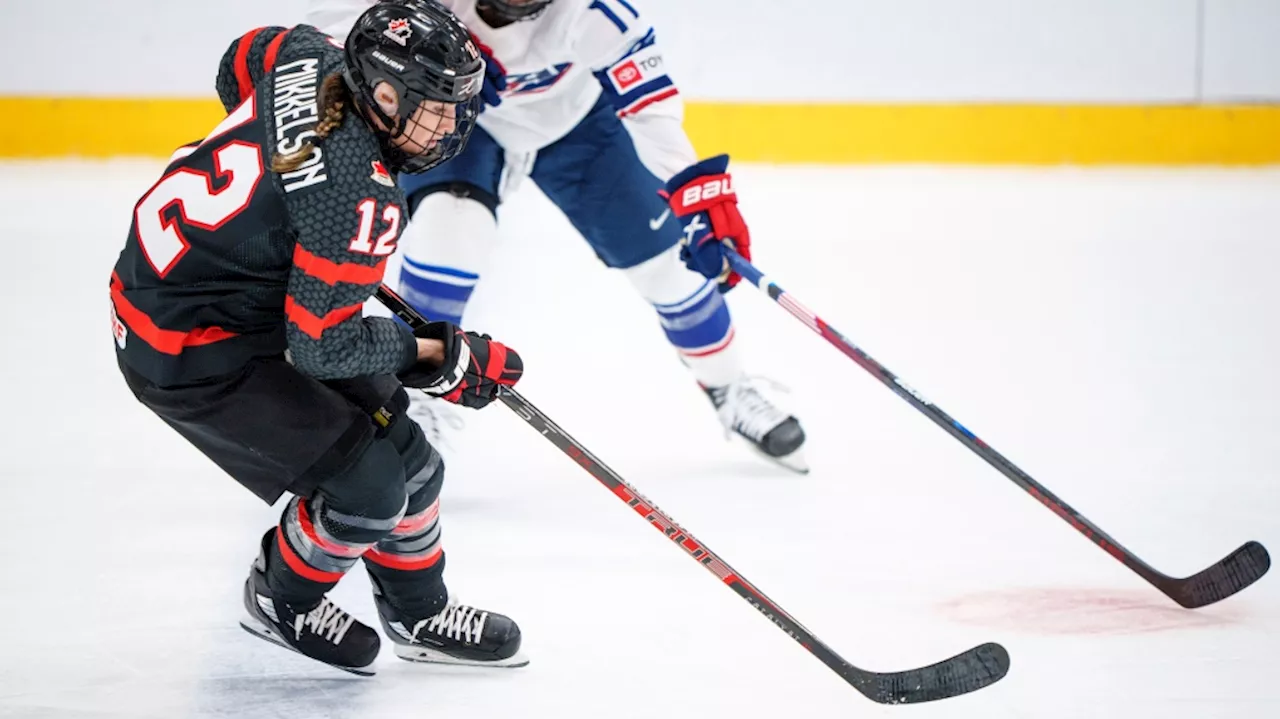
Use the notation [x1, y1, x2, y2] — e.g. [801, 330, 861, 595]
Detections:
[292, 597, 356, 645]
[413, 600, 489, 645]
[719, 378, 792, 442]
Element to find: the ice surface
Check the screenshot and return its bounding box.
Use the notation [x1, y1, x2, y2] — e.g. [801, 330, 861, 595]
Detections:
[0, 160, 1277, 718]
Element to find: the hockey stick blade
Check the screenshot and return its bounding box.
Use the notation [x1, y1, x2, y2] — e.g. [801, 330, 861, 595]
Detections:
[374, 285, 1010, 704]
[847, 642, 1010, 705]
[495, 386, 1009, 704]
[1161, 540, 1270, 609]
[725, 249, 1270, 608]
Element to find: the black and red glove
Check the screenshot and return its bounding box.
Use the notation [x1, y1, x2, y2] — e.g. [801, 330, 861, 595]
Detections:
[659, 154, 751, 292]
[398, 321, 522, 409]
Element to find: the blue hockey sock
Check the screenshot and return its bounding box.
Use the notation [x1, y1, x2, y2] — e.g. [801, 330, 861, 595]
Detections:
[398, 256, 479, 325]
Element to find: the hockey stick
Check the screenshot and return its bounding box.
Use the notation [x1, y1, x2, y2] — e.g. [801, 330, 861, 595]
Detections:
[724, 248, 1270, 609]
[376, 284, 1010, 704]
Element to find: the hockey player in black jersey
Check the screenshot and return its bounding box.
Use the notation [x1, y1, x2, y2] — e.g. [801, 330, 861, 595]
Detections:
[111, 0, 526, 674]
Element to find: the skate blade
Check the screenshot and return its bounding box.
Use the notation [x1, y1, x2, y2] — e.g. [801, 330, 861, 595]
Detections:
[761, 446, 810, 475]
[735, 436, 810, 475]
[392, 643, 529, 668]
[239, 615, 376, 677]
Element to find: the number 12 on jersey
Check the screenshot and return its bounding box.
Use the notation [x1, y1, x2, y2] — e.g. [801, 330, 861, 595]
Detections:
[348, 199, 402, 256]
[132, 97, 263, 279]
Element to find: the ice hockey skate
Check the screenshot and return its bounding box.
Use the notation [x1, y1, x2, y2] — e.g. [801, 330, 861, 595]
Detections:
[706, 378, 809, 474]
[239, 534, 381, 676]
[370, 575, 527, 668]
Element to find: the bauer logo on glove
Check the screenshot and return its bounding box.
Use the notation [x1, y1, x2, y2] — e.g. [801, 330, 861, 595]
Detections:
[679, 176, 734, 206]
[659, 154, 752, 292]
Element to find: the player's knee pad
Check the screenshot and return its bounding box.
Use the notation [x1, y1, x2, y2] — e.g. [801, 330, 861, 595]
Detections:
[318, 437, 410, 532]
[275, 436, 409, 579]
[364, 450, 445, 572]
[398, 186, 499, 325]
[357, 407, 447, 575]
[383, 402, 445, 511]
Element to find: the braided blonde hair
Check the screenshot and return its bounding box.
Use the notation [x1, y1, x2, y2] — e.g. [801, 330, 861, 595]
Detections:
[272, 73, 349, 173]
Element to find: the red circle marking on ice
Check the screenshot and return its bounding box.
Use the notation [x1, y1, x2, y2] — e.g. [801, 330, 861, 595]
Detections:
[936, 588, 1241, 636]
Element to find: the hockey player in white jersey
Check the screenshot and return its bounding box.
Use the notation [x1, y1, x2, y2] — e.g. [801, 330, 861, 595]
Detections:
[308, 0, 808, 472]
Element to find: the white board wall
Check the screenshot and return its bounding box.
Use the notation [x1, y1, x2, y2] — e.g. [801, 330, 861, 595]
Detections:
[1, 0, 1275, 101]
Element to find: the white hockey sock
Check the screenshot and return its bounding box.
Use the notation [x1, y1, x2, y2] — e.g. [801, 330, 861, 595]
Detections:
[623, 245, 745, 388]
[397, 192, 497, 324]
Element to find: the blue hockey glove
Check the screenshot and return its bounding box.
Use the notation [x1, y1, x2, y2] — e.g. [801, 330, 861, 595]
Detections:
[469, 34, 507, 108]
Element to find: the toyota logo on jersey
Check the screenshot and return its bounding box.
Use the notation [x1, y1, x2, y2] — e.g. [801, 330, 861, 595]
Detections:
[611, 61, 642, 90]
[607, 48, 664, 94]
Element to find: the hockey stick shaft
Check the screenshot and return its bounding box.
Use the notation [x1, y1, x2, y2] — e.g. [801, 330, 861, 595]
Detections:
[725, 249, 1268, 607]
[375, 283, 1008, 703]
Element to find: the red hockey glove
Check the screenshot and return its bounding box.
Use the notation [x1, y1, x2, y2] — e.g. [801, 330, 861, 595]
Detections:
[398, 321, 522, 409]
[659, 154, 751, 292]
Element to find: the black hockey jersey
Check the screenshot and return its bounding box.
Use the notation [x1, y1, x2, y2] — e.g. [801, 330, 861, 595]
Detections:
[110, 25, 416, 386]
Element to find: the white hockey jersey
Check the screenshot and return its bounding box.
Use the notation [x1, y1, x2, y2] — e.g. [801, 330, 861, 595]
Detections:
[306, 0, 698, 181]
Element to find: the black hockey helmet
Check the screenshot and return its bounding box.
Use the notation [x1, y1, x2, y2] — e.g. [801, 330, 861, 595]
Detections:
[343, 0, 484, 174]
[477, 0, 554, 23]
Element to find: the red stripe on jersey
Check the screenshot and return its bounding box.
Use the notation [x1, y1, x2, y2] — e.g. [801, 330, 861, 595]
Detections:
[275, 527, 344, 584]
[234, 27, 266, 102]
[293, 244, 387, 286]
[263, 29, 290, 75]
[284, 296, 363, 340]
[618, 88, 679, 117]
[110, 272, 238, 354]
[363, 545, 444, 571]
